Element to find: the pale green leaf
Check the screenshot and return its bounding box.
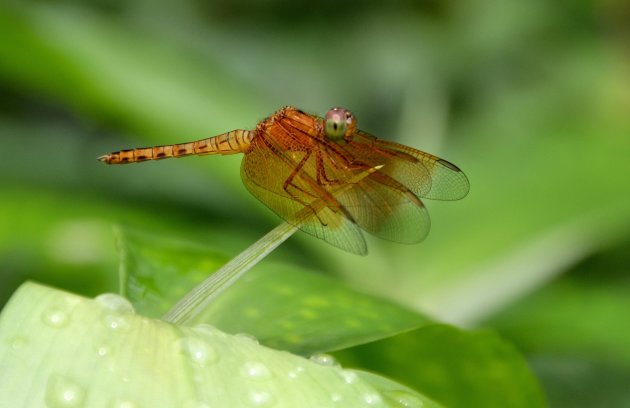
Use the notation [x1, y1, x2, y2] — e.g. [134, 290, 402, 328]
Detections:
[0, 282, 432, 407]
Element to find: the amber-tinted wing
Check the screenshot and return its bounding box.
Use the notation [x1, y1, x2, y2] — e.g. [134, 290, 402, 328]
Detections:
[312, 140, 431, 244]
[241, 109, 466, 252]
[348, 130, 470, 201]
[241, 135, 368, 255]
[242, 124, 433, 249]
[331, 174, 431, 243]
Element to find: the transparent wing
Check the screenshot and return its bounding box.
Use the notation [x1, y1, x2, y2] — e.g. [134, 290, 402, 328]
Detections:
[349, 131, 470, 201]
[334, 174, 431, 243]
[240, 114, 463, 252]
[315, 143, 431, 243]
[241, 136, 367, 255]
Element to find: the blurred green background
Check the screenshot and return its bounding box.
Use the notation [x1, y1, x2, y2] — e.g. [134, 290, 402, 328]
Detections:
[1, 0, 629, 406]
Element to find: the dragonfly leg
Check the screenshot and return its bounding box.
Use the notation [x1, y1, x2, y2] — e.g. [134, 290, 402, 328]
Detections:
[315, 146, 370, 187]
[282, 150, 315, 197]
[282, 150, 341, 227]
[310, 148, 366, 225]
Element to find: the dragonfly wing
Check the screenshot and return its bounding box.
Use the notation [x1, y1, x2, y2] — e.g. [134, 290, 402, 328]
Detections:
[316, 144, 431, 243]
[241, 137, 367, 255]
[335, 176, 431, 243]
[350, 131, 470, 201]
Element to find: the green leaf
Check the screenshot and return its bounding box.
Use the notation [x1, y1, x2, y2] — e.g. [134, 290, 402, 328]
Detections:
[486, 241, 630, 406]
[193, 264, 430, 354]
[0, 2, 266, 206]
[0, 282, 434, 407]
[357, 371, 443, 408]
[490, 277, 630, 365]
[118, 227, 230, 317]
[334, 324, 547, 408]
[119, 227, 431, 354]
[325, 44, 630, 326]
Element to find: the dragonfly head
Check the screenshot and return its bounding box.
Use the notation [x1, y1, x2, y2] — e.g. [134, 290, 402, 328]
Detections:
[324, 107, 356, 141]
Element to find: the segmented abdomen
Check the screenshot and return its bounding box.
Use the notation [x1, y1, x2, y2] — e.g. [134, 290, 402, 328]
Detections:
[98, 130, 254, 164]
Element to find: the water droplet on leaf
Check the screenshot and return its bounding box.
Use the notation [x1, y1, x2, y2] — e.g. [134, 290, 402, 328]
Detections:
[240, 361, 271, 380]
[174, 337, 219, 367]
[45, 375, 86, 407]
[309, 353, 339, 367]
[95, 294, 135, 314]
[248, 391, 276, 406]
[42, 308, 70, 328]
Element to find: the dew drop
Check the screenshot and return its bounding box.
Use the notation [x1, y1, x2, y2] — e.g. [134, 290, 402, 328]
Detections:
[103, 314, 131, 333]
[174, 337, 219, 367]
[248, 390, 276, 406]
[331, 393, 343, 403]
[384, 390, 424, 407]
[95, 294, 135, 314]
[287, 365, 304, 379]
[42, 308, 70, 328]
[10, 336, 28, 350]
[240, 361, 272, 380]
[45, 375, 86, 407]
[362, 392, 383, 406]
[96, 344, 111, 357]
[309, 353, 339, 367]
[338, 370, 359, 384]
[235, 333, 260, 344]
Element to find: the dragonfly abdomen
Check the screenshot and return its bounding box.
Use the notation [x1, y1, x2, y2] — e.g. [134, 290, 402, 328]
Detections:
[98, 130, 254, 164]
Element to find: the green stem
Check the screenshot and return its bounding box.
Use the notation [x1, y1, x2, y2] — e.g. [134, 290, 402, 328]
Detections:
[162, 221, 298, 325]
[161, 164, 381, 325]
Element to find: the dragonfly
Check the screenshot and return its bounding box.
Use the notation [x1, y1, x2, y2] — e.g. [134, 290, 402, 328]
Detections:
[99, 106, 469, 255]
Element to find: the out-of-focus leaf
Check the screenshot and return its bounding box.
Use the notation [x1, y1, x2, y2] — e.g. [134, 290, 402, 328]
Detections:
[329, 47, 630, 325]
[0, 2, 268, 200]
[119, 227, 431, 354]
[0, 3, 266, 137]
[194, 265, 431, 355]
[334, 324, 547, 408]
[118, 227, 230, 316]
[0, 282, 431, 407]
[530, 355, 630, 408]
[490, 277, 630, 364]
[0, 182, 265, 309]
[486, 240, 630, 406]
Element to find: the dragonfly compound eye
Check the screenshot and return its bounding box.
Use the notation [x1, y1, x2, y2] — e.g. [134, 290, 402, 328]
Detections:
[325, 107, 355, 141]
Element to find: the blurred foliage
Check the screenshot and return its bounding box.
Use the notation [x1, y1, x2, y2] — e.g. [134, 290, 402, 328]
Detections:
[334, 324, 546, 407]
[0, 0, 629, 406]
[118, 226, 431, 355]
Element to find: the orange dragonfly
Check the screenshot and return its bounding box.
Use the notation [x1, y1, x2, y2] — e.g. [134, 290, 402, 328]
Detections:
[99, 106, 469, 255]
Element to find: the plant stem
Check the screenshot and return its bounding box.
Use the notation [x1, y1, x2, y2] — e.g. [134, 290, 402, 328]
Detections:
[161, 164, 381, 325]
[162, 221, 298, 325]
